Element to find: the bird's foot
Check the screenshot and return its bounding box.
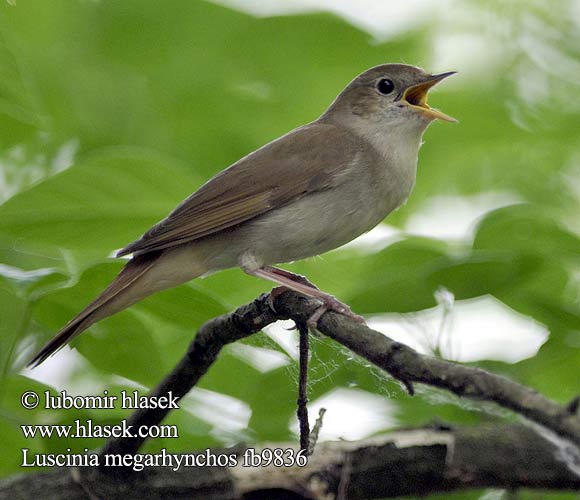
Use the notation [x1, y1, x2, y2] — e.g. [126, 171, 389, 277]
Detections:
[246, 265, 363, 327]
[307, 295, 365, 330]
[267, 285, 289, 313]
[262, 267, 320, 313]
[265, 267, 320, 290]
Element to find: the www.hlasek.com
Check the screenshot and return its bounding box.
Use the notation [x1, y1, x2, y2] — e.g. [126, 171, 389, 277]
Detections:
[20, 389, 308, 471]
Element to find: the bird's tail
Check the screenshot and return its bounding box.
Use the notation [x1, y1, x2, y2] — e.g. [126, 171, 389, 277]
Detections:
[28, 252, 162, 368]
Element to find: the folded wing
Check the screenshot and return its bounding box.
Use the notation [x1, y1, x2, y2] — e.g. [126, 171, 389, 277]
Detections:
[118, 122, 363, 256]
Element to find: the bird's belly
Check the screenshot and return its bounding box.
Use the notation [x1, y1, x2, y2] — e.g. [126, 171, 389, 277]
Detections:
[233, 181, 407, 265]
[192, 158, 416, 271]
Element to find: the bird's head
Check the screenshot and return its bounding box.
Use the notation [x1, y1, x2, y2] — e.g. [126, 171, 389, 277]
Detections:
[324, 64, 457, 131]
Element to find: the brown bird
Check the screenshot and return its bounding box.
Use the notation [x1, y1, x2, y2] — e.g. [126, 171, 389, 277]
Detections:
[29, 63, 456, 367]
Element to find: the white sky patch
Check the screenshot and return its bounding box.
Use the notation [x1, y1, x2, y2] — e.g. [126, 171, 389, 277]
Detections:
[516, 59, 550, 107]
[368, 295, 548, 363]
[290, 387, 397, 441]
[341, 223, 402, 253]
[519, 28, 580, 87]
[180, 387, 252, 435]
[0, 263, 57, 282]
[20, 345, 106, 394]
[228, 343, 291, 373]
[263, 320, 300, 360]
[405, 191, 521, 240]
[431, 32, 507, 79]
[478, 491, 507, 500]
[210, 0, 443, 41]
[0, 138, 78, 203]
[51, 138, 79, 174]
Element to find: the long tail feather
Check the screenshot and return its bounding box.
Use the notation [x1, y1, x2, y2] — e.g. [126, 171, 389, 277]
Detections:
[28, 252, 161, 368]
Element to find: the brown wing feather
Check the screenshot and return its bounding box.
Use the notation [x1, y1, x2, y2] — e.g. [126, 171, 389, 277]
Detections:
[28, 252, 161, 367]
[118, 122, 361, 256]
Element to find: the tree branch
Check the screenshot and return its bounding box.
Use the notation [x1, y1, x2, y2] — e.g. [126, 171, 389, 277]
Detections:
[297, 321, 311, 452]
[2, 424, 579, 499]
[102, 290, 580, 458]
[6, 290, 580, 498]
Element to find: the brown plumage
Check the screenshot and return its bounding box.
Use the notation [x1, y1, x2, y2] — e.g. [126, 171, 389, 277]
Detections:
[28, 64, 455, 367]
[28, 253, 161, 367]
[117, 123, 357, 257]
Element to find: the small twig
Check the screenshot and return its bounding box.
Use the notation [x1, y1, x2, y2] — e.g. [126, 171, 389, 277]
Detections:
[297, 322, 310, 452]
[308, 408, 326, 455]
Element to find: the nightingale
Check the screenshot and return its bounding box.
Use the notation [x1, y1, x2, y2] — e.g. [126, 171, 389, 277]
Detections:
[29, 63, 456, 367]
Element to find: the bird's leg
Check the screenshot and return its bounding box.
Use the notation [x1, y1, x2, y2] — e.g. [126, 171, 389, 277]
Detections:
[244, 266, 364, 329]
[262, 266, 322, 318]
[261, 266, 318, 309]
[264, 266, 320, 290]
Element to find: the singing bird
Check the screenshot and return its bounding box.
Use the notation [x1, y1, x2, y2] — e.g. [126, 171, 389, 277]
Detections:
[29, 64, 456, 367]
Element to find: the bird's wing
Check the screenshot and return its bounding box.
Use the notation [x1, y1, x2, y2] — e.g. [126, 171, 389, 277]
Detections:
[117, 122, 363, 256]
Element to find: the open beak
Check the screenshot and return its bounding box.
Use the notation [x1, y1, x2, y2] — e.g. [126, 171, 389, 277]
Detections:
[402, 71, 457, 123]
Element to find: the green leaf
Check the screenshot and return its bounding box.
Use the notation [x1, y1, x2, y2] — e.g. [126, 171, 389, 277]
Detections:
[426, 252, 540, 300]
[0, 147, 202, 260]
[473, 205, 580, 260]
[349, 238, 450, 313]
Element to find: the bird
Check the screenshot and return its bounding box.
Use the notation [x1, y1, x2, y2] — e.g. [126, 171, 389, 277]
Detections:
[28, 63, 456, 367]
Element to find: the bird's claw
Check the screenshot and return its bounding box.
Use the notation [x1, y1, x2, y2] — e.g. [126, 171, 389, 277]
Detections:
[267, 286, 288, 313]
[265, 283, 364, 330]
[307, 296, 364, 330]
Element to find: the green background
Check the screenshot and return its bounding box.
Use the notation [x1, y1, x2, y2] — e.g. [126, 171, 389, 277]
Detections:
[1, 0, 579, 498]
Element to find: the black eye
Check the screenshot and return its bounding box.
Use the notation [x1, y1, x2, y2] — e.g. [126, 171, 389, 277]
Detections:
[376, 78, 394, 95]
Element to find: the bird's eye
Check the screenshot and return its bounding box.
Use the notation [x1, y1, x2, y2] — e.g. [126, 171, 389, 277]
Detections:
[376, 78, 394, 95]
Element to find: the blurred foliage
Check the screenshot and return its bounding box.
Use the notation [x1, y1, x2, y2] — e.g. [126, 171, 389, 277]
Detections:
[0, 0, 579, 497]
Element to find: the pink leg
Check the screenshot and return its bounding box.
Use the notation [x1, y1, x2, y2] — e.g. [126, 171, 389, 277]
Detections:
[245, 266, 364, 329]
[264, 266, 320, 290]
